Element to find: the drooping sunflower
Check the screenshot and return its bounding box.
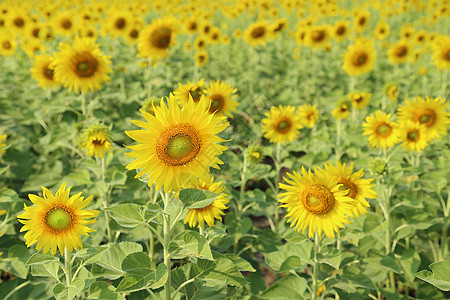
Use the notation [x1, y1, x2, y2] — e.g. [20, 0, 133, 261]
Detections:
[298, 104, 319, 128]
[137, 17, 177, 59]
[305, 25, 330, 49]
[278, 166, 357, 239]
[374, 20, 390, 40]
[79, 123, 113, 158]
[173, 78, 206, 105]
[183, 177, 229, 228]
[17, 183, 99, 255]
[195, 51, 209, 67]
[0, 134, 6, 156]
[342, 38, 377, 76]
[30, 54, 59, 89]
[324, 161, 377, 217]
[0, 32, 17, 56]
[125, 95, 229, 193]
[362, 110, 400, 149]
[204, 80, 238, 117]
[431, 36, 450, 70]
[271, 17, 288, 35]
[261, 105, 303, 144]
[397, 96, 449, 140]
[52, 37, 112, 93]
[332, 20, 350, 42]
[398, 120, 429, 152]
[243, 20, 271, 47]
[349, 91, 372, 110]
[387, 40, 412, 64]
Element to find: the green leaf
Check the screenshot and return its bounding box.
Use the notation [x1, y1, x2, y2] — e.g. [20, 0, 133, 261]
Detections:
[364, 249, 402, 274]
[179, 188, 220, 209]
[197, 252, 247, 287]
[148, 263, 168, 289]
[279, 256, 303, 272]
[224, 254, 256, 272]
[415, 260, 450, 291]
[30, 261, 60, 280]
[260, 275, 308, 299]
[106, 204, 145, 228]
[94, 242, 143, 280]
[89, 281, 124, 300]
[180, 231, 214, 260]
[0, 258, 28, 279]
[26, 253, 57, 266]
[336, 273, 377, 290]
[76, 246, 108, 265]
[53, 278, 84, 300]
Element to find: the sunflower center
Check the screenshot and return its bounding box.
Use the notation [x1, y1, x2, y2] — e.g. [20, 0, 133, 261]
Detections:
[353, 95, 363, 103]
[74, 52, 98, 77]
[151, 27, 172, 49]
[2, 41, 11, 49]
[301, 184, 335, 215]
[338, 179, 357, 198]
[251, 27, 265, 39]
[358, 17, 366, 26]
[32, 28, 40, 38]
[340, 103, 348, 111]
[203, 25, 211, 34]
[415, 109, 436, 127]
[14, 17, 24, 27]
[380, 28, 385, 34]
[156, 124, 201, 166]
[395, 46, 408, 57]
[407, 130, 419, 141]
[444, 49, 450, 61]
[62, 19, 72, 29]
[130, 29, 139, 38]
[92, 138, 105, 146]
[189, 88, 203, 102]
[45, 207, 72, 231]
[376, 123, 392, 137]
[312, 30, 325, 42]
[275, 119, 292, 133]
[44, 67, 54, 79]
[188, 22, 197, 30]
[115, 18, 126, 29]
[336, 26, 345, 35]
[353, 52, 368, 66]
[209, 94, 224, 113]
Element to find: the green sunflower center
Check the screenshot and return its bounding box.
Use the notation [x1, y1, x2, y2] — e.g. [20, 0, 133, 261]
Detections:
[445, 49, 450, 61]
[151, 27, 172, 49]
[130, 29, 139, 38]
[301, 184, 335, 215]
[209, 94, 224, 113]
[189, 87, 203, 102]
[2, 41, 11, 49]
[74, 52, 98, 78]
[275, 119, 292, 133]
[353, 52, 368, 66]
[44, 67, 54, 79]
[45, 207, 72, 231]
[166, 135, 194, 160]
[414, 108, 436, 127]
[407, 130, 419, 141]
[376, 123, 392, 137]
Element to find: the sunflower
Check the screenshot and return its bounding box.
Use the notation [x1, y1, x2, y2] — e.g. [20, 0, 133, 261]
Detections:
[342, 38, 377, 76]
[400, 23, 414, 40]
[374, 20, 390, 40]
[17, 183, 99, 255]
[52, 37, 112, 93]
[414, 30, 428, 46]
[183, 16, 199, 34]
[353, 9, 370, 33]
[194, 36, 207, 51]
[27, 21, 42, 41]
[7, 10, 28, 34]
[203, 80, 238, 117]
[0, 134, 6, 156]
[233, 28, 243, 39]
[104, 10, 132, 37]
[125, 95, 229, 193]
[200, 20, 213, 36]
[124, 24, 141, 44]
[243, 20, 271, 47]
[431, 36, 450, 70]
[52, 11, 77, 37]
[30, 54, 59, 89]
[21, 40, 46, 58]
[384, 83, 398, 101]
[0, 32, 17, 56]
[278, 166, 357, 239]
[271, 18, 288, 34]
[387, 40, 412, 64]
[397, 96, 449, 140]
[298, 104, 319, 128]
[348, 92, 371, 110]
[305, 25, 330, 49]
[332, 20, 350, 42]
[79, 123, 113, 158]
[208, 27, 222, 45]
[363, 110, 400, 149]
[173, 78, 206, 105]
[262, 105, 303, 144]
[331, 99, 351, 120]
[398, 120, 429, 152]
[137, 17, 177, 59]
[195, 51, 209, 67]
[246, 144, 264, 164]
[324, 161, 377, 217]
[183, 177, 229, 228]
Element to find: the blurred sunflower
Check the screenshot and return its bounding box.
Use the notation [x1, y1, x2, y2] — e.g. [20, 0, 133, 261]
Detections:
[184, 16, 199, 34]
[374, 20, 390, 40]
[349, 91, 371, 110]
[195, 51, 209, 67]
[363, 110, 400, 149]
[298, 104, 319, 128]
[138, 17, 177, 59]
[183, 177, 229, 228]
[431, 36, 450, 70]
[342, 38, 377, 76]
[125, 95, 229, 193]
[398, 121, 429, 152]
[324, 161, 377, 217]
[384, 83, 398, 101]
[79, 123, 113, 159]
[278, 166, 356, 239]
[243, 20, 271, 46]
[305, 25, 330, 49]
[332, 20, 350, 42]
[0, 32, 17, 56]
[7, 10, 28, 34]
[414, 30, 428, 46]
[271, 18, 288, 34]
[387, 40, 412, 64]
[397, 96, 448, 139]
[194, 36, 207, 51]
[52, 11, 76, 37]
[400, 23, 414, 40]
[105, 10, 132, 37]
[17, 183, 99, 256]
[30, 54, 59, 89]
[125, 25, 141, 44]
[52, 37, 112, 93]
[21, 39, 46, 58]
[332, 99, 351, 120]
[262, 105, 303, 144]
[0, 134, 6, 156]
[204, 80, 238, 117]
[173, 79, 206, 105]
[353, 9, 370, 33]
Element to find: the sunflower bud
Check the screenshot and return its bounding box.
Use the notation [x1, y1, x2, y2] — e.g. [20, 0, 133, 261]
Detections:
[370, 158, 387, 175]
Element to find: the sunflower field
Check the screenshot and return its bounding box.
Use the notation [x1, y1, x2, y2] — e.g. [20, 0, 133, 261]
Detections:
[0, 0, 449, 299]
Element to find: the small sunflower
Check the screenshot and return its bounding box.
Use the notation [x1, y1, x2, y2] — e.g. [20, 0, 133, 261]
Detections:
[137, 17, 177, 59]
[331, 98, 351, 120]
[414, 30, 428, 46]
[305, 25, 330, 49]
[262, 105, 303, 144]
[184, 16, 199, 34]
[183, 177, 229, 228]
[363, 110, 400, 149]
[332, 20, 350, 42]
[104, 10, 132, 37]
[141, 97, 160, 116]
[398, 120, 429, 152]
[374, 20, 390, 40]
[0, 32, 17, 56]
[278, 166, 356, 239]
[125, 95, 229, 193]
[384, 83, 398, 101]
[17, 183, 99, 255]
[246, 144, 264, 164]
[431, 36, 450, 70]
[298, 104, 319, 128]
[349, 91, 371, 110]
[79, 123, 113, 159]
[387, 40, 412, 64]
[195, 51, 209, 67]
[173, 79, 206, 105]
[342, 38, 377, 76]
[0, 134, 6, 156]
[30, 54, 59, 90]
[397, 96, 449, 140]
[7, 10, 28, 34]
[243, 20, 271, 47]
[353, 9, 370, 33]
[400, 23, 414, 40]
[324, 161, 377, 217]
[271, 18, 288, 34]
[194, 36, 207, 51]
[204, 80, 238, 117]
[52, 37, 112, 93]
[52, 11, 76, 37]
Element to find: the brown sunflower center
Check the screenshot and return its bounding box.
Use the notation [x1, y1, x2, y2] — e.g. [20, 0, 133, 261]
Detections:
[336, 26, 345, 35]
[444, 49, 450, 61]
[14, 17, 24, 27]
[340, 103, 349, 112]
[43, 67, 54, 79]
[275, 118, 292, 133]
[92, 138, 105, 146]
[305, 111, 315, 120]
[61, 19, 72, 29]
[74, 52, 98, 77]
[301, 184, 335, 215]
[130, 29, 139, 38]
[150, 27, 172, 49]
[358, 17, 366, 26]
[414, 108, 436, 127]
[251, 27, 266, 39]
[209, 94, 224, 113]
[2, 41, 11, 49]
[32, 28, 40, 38]
[156, 124, 201, 166]
[115, 18, 126, 29]
[188, 21, 197, 30]
[203, 25, 211, 34]
[407, 129, 419, 141]
[353, 95, 363, 103]
[395, 46, 408, 57]
[45, 207, 73, 231]
[311, 30, 326, 42]
[376, 123, 392, 137]
[338, 178, 358, 198]
[379, 28, 385, 34]
[189, 87, 203, 102]
[197, 54, 206, 62]
[353, 52, 368, 66]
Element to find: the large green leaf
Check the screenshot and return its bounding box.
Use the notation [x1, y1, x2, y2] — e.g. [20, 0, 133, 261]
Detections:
[94, 242, 143, 280]
[89, 281, 124, 300]
[26, 253, 57, 265]
[260, 275, 308, 299]
[175, 231, 214, 261]
[30, 261, 60, 280]
[179, 188, 220, 209]
[197, 252, 247, 287]
[53, 278, 84, 300]
[415, 260, 450, 291]
[106, 204, 145, 228]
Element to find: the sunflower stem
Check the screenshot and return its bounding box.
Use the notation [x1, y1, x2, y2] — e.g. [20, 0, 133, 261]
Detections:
[163, 192, 172, 300]
[312, 233, 321, 300]
[273, 142, 282, 229]
[81, 92, 87, 117]
[101, 156, 113, 243]
[199, 223, 205, 236]
[64, 248, 72, 286]
[248, 46, 254, 97]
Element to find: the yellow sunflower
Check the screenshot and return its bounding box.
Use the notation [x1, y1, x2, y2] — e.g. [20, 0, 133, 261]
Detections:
[103, 10, 132, 38]
[332, 20, 350, 42]
[278, 166, 356, 239]
[183, 16, 199, 34]
[183, 177, 229, 228]
[173, 78, 206, 105]
[52, 11, 77, 37]
[0, 32, 17, 56]
[331, 98, 351, 120]
[353, 9, 370, 33]
[414, 30, 428, 46]
[7, 10, 29, 35]
[363, 110, 400, 149]
[138, 17, 177, 59]
[79, 123, 113, 159]
[17, 183, 99, 256]
[30, 54, 59, 90]
[398, 120, 429, 152]
[400, 23, 414, 40]
[374, 20, 390, 40]
[243, 20, 271, 47]
[195, 51, 209, 67]
[397, 96, 449, 140]
[431, 36, 450, 70]
[125, 95, 229, 193]
[204, 80, 238, 118]
[298, 104, 319, 128]
[387, 40, 412, 64]
[305, 25, 330, 49]
[349, 91, 371, 110]
[0, 134, 6, 156]
[52, 37, 112, 94]
[384, 83, 398, 101]
[324, 161, 377, 217]
[342, 38, 377, 76]
[261, 105, 303, 144]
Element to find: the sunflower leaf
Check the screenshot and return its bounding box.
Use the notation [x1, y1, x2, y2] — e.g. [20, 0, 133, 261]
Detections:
[414, 260, 450, 291]
[26, 253, 57, 265]
[179, 188, 220, 209]
[105, 204, 145, 228]
[171, 230, 214, 261]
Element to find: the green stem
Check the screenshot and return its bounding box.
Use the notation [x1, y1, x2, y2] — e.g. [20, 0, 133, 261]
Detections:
[336, 120, 342, 160]
[64, 248, 72, 286]
[248, 47, 254, 97]
[3, 281, 31, 300]
[312, 233, 320, 300]
[274, 142, 282, 226]
[199, 223, 205, 236]
[441, 69, 448, 96]
[101, 157, 113, 242]
[163, 192, 172, 300]
[81, 92, 87, 117]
